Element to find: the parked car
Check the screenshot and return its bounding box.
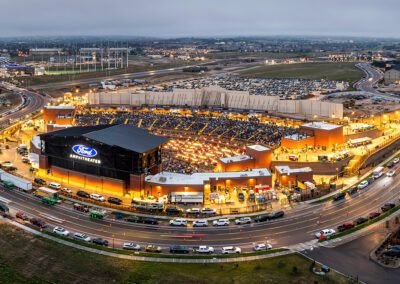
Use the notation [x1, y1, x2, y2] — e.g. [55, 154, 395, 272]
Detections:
[16, 212, 28, 221]
[48, 182, 61, 190]
[369, 212, 381, 219]
[238, 193, 244, 201]
[77, 191, 90, 198]
[387, 170, 395, 177]
[30, 218, 47, 228]
[348, 186, 358, 195]
[268, 210, 284, 219]
[367, 177, 374, 184]
[186, 208, 201, 215]
[73, 203, 89, 212]
[145, 245, 162, 253]
[381, 203, 395, 212]
[355, 217, 368, 225]
[125, 216, 140, 223]
[60, 187, 72, 194]
[387, 161, 394, 168]
[34, 177, 46, 185]
[53, 226, 70, 236]
[193, 220, 208, 227]
[382, 250, 400, 257]
[253, 243, 272, 251]
[169, 218, 187, 226]
[337, 223, 354, 232]
[108, 197, 122, 205]
[93, 238, 109, 246]
[394, 158, 400, 164]
[193, 246, 214, 254]
[165, 207, 182, 214]
[73, 233, 91, 242]
[123, 243, 141, 250]
[213, 219, 229, 226]
[201, 208, 216, 215]
[315, 229, 336, 239]
[254, 215, 269, 222]
[90, 193, 106, 202]
[235, 217, 252, 225]
[221, 246, 241, 254]
[358, 181, 369, 189]
[170, 245, 190, 254]
[142, 217, 159, 225]
[333, 192, 346, 201]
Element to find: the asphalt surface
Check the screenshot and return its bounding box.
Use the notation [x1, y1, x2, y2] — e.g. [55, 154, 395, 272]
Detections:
[1, 164, 400, 254]
[306, 231, 400, 284]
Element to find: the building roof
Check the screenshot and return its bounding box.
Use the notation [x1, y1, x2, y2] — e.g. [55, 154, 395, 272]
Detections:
[218, 155, 253, 164]
[275, 166, 313, 175]
[283, 134, 313, 141]
[40, 124, 169, 153]
[44, 105, 76, 110]
[301, 122, 342, 131]
[247, 144, 270, 152]
[146, 168, 272, 186]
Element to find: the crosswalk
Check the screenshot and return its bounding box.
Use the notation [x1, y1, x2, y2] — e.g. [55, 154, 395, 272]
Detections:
[289, 240, 320, 252]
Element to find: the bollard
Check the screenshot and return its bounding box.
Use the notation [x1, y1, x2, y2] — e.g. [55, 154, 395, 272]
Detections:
[240, 229, 242, 233]
[200, 238, 202, 242]
[249, 234, 252, 238]
[319, 213, 322, 218]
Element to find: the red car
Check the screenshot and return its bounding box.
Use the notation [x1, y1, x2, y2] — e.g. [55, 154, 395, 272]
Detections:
[30, 218, 47, 228]
[16, 212, 28, 221]
[73, 203, 89, 212]
[369, 212, 381, 219]
[337, 222, 354, 232]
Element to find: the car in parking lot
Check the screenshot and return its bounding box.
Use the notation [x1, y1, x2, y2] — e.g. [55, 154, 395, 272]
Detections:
[254, 215, 269, 222]
[193, 246, 214, 254]
[170, 245, 190, 254]
[108, 197, 122, 205]
[73, 203, 89, 212]
[221, 246, 241, 254]
[169, 218, 187, 226]
[16, 212, 28, 221]
[387, 170, 395, 177]
[193, 219, 208, 227]
[315, 229, 336, 239]
[381, 203, 395, 212]
[48, 182, 61, 190]
[77, 191, 90, 198]
[125, 216, 141, 223]
[394, 158, 400, 164]
[53, 226, 70, 236]
[73, 233, 91, 242]
[235, 217, 251, 225]
[30, 218, 47, 228]
[145, 244, 162, 253]
[358, 181, 369, 189]
[60, 187, 72, 194]
[165, 207, 182, 214]
[123, 243, 141, 250]
[348, 186, 358, 195]
[34, 177, 46, 185]
[355, 217, 368, 225]
[90, 193, 106, 202]
[93, 238, 109, 246]
[213, 218, 229, 226]
[333, 192, 346, 201]
[186, 208, 200, 215]
[369, 212, 381, 219]
[337, 223, 354, 232]
[253, 243, 272, 251]
[201, 208, 216, 215]
[268, 210, 284, 219]
[142, 217, 159, 225]
[387, 161, 394, 168]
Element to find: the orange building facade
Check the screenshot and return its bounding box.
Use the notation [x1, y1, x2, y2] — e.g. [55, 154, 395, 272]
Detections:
[43, 106, 76, 125]
[275, 165, 313, 187]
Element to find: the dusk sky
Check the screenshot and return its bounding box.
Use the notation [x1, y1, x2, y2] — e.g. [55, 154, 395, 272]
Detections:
[1, 0, 399, 38]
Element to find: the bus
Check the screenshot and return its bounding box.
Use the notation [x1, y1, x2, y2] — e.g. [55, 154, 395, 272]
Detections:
[372, 166, 385, 179]
[36, 187, 59, 200]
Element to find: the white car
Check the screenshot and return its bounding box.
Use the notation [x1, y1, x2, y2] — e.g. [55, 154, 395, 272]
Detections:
[253, 243, 272, 251]
[394, 158, 399, 164]
[201, 208, 216, 215]
[123, 243, 141, 250]
[169, 218, 187, 226]
[315, 229, 336, 239]
[53, 226, 69, 237]
[193, 220, 208, 227]
[235, 217, 252, 225]
[90, 193, 106, 202]
[186, 208, 201, 214]
[73, 233, 91, 242]
[221, 246, 241, 254]
[193, 246, 214, 254]
[61, 187, 72, 194]
[387, 170, 395, 177]
[48, 182, 61, 190]
[358, 181, 369, 189]
[213, 219, 229, 226]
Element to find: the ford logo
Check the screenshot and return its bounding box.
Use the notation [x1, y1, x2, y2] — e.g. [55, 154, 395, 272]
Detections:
[72, 145, 97, 157]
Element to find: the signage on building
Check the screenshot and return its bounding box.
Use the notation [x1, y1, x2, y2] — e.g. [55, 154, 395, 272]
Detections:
[72, 145, 97, 157]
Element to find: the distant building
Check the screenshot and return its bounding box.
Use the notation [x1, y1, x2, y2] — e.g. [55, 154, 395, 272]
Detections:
[384, 65, 400, 84]
[29, 48, 62, 55]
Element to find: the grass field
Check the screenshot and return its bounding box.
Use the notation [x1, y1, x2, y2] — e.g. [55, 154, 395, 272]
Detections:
[206, 51, 330, 60]
[238, 62, 364, 82]
[0, 222, 352, 284]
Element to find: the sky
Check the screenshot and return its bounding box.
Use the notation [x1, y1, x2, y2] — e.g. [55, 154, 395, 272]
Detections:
[1, 0, 399, 38]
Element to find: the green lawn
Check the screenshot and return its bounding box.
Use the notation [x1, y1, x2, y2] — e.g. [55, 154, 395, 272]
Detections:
[0, 223, 352, 284]
[206, 51, 329, 60]
[238, 62, 363, 82]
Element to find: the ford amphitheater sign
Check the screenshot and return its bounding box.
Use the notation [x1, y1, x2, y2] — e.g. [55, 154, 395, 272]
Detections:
[70, 145, 101, 164]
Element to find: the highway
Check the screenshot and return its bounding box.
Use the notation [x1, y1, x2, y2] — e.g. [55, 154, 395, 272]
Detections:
[0, 164, 399, 254]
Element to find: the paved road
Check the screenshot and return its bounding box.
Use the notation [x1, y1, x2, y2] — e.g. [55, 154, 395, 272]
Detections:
[1, 163, 400, 254]
[306, 231, 400, 284]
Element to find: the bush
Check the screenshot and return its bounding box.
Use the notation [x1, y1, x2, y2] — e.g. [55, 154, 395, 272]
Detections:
[292, 266, 298, 275]
[277, 260, 285, 268]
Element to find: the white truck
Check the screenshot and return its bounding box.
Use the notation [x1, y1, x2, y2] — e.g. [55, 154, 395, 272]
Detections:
[193, 246, 214, 254]
[372, 166, 385, 179]
[0, 170, 32, 192]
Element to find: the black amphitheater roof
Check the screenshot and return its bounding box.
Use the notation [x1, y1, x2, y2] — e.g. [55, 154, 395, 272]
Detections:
[40, 124, 169, 153]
